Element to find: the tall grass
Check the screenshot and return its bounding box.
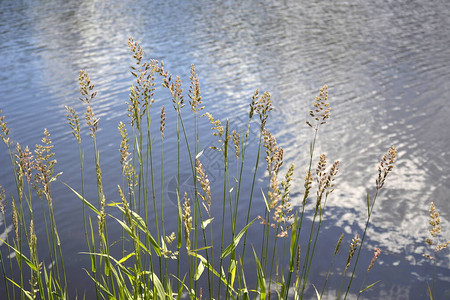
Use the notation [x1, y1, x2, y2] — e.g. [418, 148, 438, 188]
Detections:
[0, 38, 445, 299]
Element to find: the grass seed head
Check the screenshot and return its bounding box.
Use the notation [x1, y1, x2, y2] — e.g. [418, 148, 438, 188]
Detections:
[424, 202, 450, 259]
[346, 234, 360, 271]
[85, 106, 99, 137]
[0, 110, 11, 145]
[65, 106, 81, 144]
[232, 130, 240, 159]
[334, 233, 344, 255]
[160, 106, 166, 139]
[0, 186, 5, 215]
[256, 91, 272, 131]
[12, 200, 19, 241]
[307, 85, 330, 128]
[189, 64, 203, 113]
[367, 248, 381, 272]
[34, 129, 58, 204]
[79, 70, 96, 104]
[376, 146, 397, 190]
[183, 192, 192, 251]
[196, 159, 211, 215]
[249, 89, 259, 119]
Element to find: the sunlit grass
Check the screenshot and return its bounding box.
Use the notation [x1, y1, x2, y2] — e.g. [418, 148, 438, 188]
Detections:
[0, 38, 444, 300]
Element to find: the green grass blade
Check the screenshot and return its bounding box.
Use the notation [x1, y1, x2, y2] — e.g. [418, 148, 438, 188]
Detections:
[0, 238, 37, 272]
[6, 278, 34, 300]
[194, 261, 205, 281]
[63, 182, 101, 215]
[289, 215, 298, 272]
[359, 280, 381, 293]
[427, 282, 434, 300]
[221, 218, 256, 259]
[253, 248, 266, 300]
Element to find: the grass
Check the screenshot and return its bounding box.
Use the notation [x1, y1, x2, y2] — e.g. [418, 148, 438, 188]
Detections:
[0, 38, 448, 299]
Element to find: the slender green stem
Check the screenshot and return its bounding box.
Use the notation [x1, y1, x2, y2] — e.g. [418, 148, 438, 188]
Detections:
[343, 189, 379, 300]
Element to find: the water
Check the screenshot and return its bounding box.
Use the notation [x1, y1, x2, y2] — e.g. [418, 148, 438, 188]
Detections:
[1, 0, 450, 298]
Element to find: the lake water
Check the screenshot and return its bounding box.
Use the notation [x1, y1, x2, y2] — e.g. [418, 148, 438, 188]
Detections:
[1, 0, 450, 299]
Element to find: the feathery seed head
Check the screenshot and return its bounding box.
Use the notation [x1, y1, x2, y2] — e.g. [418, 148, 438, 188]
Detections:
[29, 220, 37, 254]
[296, 244, 301, 275]
[128, 37, 144, 65]
[126, 39, 156, 129]
[232, 130, 240, 159]
[306, 85, 330, 128]
[65, 106, 81, 144]
[12, 201, 19, 241]
[256, 91, 272, 130]
[189, 64, 203, 113]
[34, 129, 59, 204]
[183, 192, 192, 251]
[273, 164, 295, 235]
[346, 234, 360, 270]
[204, 112, 225, 150]
[160, 106, 166, 139]
[303, 171, 314, 203]
[263, 129, 283, 174]
[16, 143, 34, 183]
[376, 146, 397, 190]
[0, 186, 5, 215]
[79, 70, 97, 104]
[0, 110, 11, 145]
[85, 106, 99, 137]
[249, 89, 259, 119]
[334, 233, 344, 255]
[367, 248, 381, 272]
[98, 195, 106, 236]
[424, 202, 450, 259]
[196, 159, 211, 216]
[118, 122, 130, 168]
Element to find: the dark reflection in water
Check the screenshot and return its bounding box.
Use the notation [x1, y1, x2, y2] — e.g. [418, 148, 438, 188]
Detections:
[1, 0, 450, 299]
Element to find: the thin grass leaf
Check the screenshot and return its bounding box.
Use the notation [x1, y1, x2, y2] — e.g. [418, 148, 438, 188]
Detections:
[253, 248, 267, 300]
[88, 217, 96, 273]
[63, 182, 101, 215]
[194, 261, 205, 281]
[221, 218, 257, 258]
[140, 271, 165, 300]
[229, 259, 237, 288]
[118, 252, 135, 264]
[0, 239, 38, 272]
[80, 252, 134, 278]
[427, 282, 434, 300]
[289, 215, 298, 272]
[83, 269, 115, 298]
[196, 150, 204, 159]
[239, 258, 251, 300]
[172, 274, 187, 300]
[312, 284, 321, 300]
[177, 190, 182, 249]
[110, 215, 134, 238]
[189, 251, 237, 294]
[6, 278, 34, 300]
[190, 246, 213, 252]
[201, 217, 214, 229]
[359, 280, 381, 293]
[261, 189, 270, 212]
[366, 193, 370, 216]
[129, 210, 161, 256]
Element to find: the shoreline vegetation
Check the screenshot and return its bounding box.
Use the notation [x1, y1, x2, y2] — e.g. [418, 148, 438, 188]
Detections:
[0, 38, 448, 299]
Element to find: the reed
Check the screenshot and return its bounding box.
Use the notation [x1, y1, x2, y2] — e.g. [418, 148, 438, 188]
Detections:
[0, 38, 445, 300]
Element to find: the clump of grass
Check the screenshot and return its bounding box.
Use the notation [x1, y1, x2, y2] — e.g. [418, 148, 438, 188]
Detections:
[3, 38, 439, 300]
